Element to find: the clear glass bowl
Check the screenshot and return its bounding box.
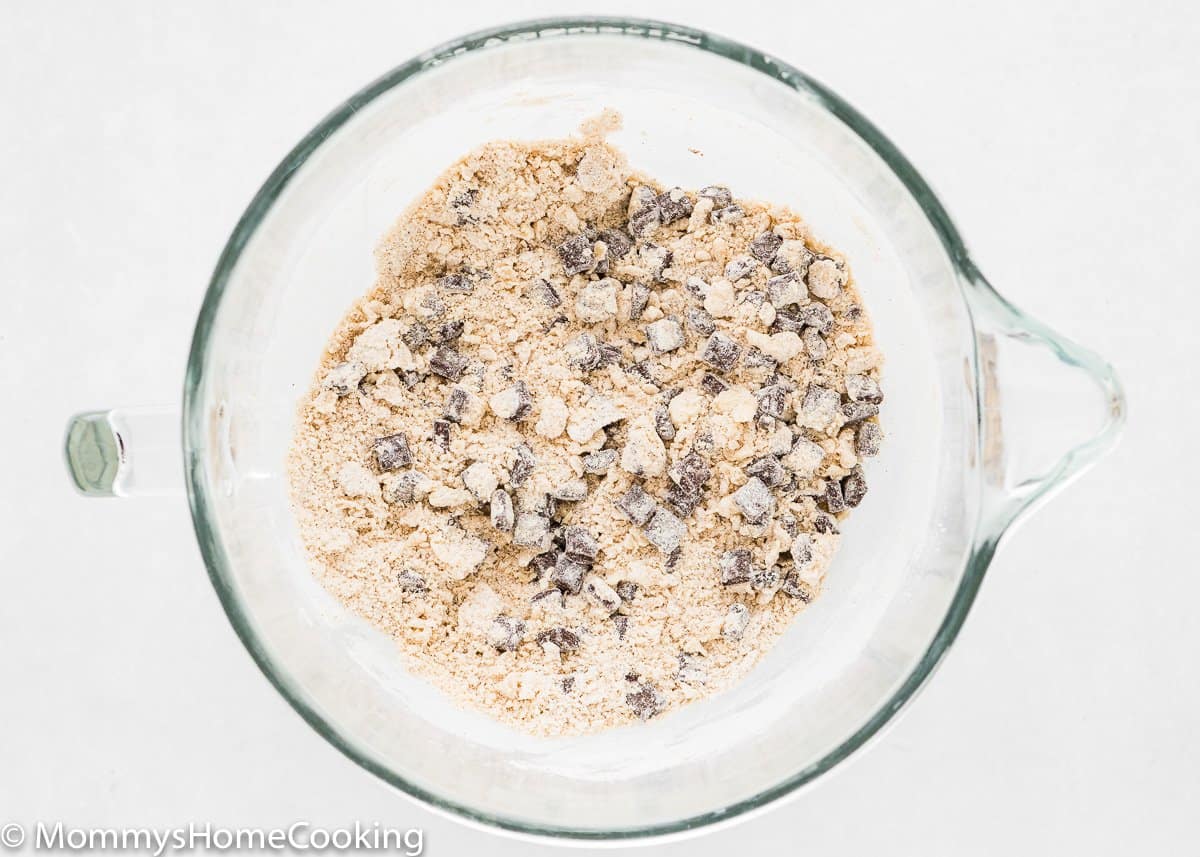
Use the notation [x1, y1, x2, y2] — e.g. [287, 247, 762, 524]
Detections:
[64, 17, 1125, 844]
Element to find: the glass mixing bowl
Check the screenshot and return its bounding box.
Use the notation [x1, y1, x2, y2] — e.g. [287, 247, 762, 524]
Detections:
[64, 17, 1125, 843]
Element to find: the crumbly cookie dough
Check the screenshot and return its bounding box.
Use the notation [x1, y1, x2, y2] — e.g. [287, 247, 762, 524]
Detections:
[288, 113, 884, 735]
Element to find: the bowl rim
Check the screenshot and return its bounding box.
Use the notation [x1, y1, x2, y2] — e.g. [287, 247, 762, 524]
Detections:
[183, 15, 992, 842]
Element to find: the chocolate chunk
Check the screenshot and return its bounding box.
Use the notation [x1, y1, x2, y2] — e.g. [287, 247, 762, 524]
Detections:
[645, 318, 685, 353]
[686, 307, 715, 335]
[429, 346, 467, 381]
[562, 676, 576, 693]
[683, 275, 708, 300]
[710, 204, 745, 224]
[639, 243, 673, 282]
[652, 405, 676, 441]
[564, 526, 600, 562]
[738, 289, 766, 308]
[846, 374, 884, 403]
[745, 455, 787, 488]
[643, 507, 686, 554]
[615, 580, 639, 602]
[418, 291, 446, 320]
[724, 255, 757, 282]
[583, 577, 622, 613]
[558, 233, 598, 275]
[550, 554, 589, 595]
[627, 361, 658, 386]
[537, 627, 582, 653]
[443, 387, 470, 423]
[487, 615, 525, 652]
[719, 549, 753, 588]
[432, 319, 464, 345]
[799, 302, 834, 333]
[803, 328, 828, 361]
[532, 278, 562, 308]
[665, 482, 704, 517]
[749, 232, 783, 263]
[722, 603, 750, 640]
[629, 282, 652, 321]
[490, 489, 514, 531]
[529, 551, 559, 581]
[629, 206, 660, 239]
[780, 574, 815, 602]
[843, 467, 868, 508]
[396, 570, 427, 593]
[513, 512, 551, 548]
[531, 587, 564, 609]
[582, 449, 617, 475]
[490, 381, 532, 421]
[568, 333, 604, 371]
[599, 228, 634, 260]
[617, 484, 658, 526]
[813, 513, 839, 535]
[402, 322, 430, 349]
[700, 373, 729, 396]
[791, 533, 814, 569]
[733, 477, 775, 523]
[751, 564, 780, 594]
[372, 433, 412, 471]
[676, 653, 708, 684]
[551, 480, 588, 502]
[656, 187, 694, 224]
[821, 479, 847, 514]
[701, 332, 742, 373]
[772, 240, 814, 275]
[771, 306, 805, 334]
[432, 420, 452, 450]
[693, 431, 715, 456]
[611, 614, 629, 640]
[743, 348, 777, 371]
[625, 681, 666, 720]
[510, 442, 535, 487]
[450, 188, 477, 223]
[597, 342, 622, 367]
[841, 401, 880, 425]
[665, 547, 683, 573]
[436, 272, 473, 293]
[698, 185, 733, 208]
[856, 421, 882, 457]
[755, 384, 789, 420]
[668, 452, 711, 489]
[543, 314, 569, 333]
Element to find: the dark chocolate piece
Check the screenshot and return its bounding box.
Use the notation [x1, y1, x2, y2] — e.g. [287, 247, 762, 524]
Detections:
[372, 433, 412, 471]
[396, 570, 427, 593]
[749, 232, 783, 263]
[429, 346, 467, 381]
[558, 233, 597, 275]
[701, 332, 742, 373]
[537, 627, 582, 652]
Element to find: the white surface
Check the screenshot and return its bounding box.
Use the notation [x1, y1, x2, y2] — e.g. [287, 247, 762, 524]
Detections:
[0, 1, 1194, 853]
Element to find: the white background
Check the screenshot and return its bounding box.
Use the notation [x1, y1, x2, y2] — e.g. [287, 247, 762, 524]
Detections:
[1, 1, 1195, 854]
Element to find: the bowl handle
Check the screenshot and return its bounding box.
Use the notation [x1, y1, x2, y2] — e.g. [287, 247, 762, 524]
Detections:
[64, 407, 183, 498]
[962, 263, 1126, 542]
